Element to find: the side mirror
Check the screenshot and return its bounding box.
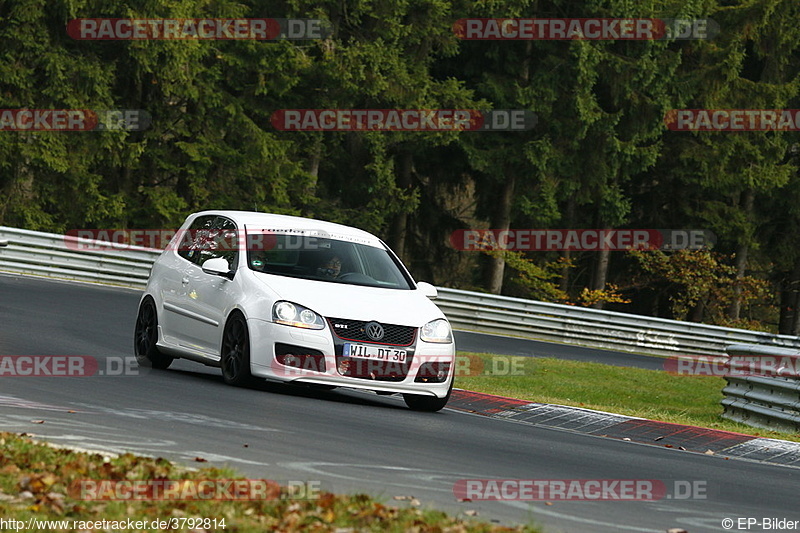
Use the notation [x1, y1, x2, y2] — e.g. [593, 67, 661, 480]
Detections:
[202, 257, 234, 280]
[417, 281, 438, 299]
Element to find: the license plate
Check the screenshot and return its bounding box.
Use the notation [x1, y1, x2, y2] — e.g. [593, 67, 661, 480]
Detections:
[343, 343, 407, 362]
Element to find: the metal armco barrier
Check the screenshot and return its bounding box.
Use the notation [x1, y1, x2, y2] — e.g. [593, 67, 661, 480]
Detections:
[721, 344, 800, 433]
[0, 226, 160, 288]
[434, 287, 800, 357]
[3, 225, 800, 360]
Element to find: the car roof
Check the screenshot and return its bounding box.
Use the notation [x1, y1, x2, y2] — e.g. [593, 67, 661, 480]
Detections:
[191, 210, 384, 247]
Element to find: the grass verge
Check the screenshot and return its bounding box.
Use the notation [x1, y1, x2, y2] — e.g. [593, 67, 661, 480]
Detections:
[455, 352, 800, 443]
[0, 432, 541, 532]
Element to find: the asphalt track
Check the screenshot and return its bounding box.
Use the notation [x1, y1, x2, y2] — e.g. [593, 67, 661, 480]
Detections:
[0, 273, 798, 532]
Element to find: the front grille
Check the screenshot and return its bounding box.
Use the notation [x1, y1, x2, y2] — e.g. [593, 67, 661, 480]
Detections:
[327, 318, 416, 346]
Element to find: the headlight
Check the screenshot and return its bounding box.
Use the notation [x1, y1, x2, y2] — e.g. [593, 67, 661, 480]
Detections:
[420, 318, 452, 343]
[272, 301, 325, 330]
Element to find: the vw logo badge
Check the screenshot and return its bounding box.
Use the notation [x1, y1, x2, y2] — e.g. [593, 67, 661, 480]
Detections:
[365, 321, 385, 341]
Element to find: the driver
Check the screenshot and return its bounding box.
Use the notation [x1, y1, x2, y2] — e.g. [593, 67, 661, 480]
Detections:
[317, 253, 342, 279]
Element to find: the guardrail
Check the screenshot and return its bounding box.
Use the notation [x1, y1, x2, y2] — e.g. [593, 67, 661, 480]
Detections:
[3, 225, 800, 360]
[720, 344, 800, 433]
[0, 227, 160, 288]
[434, 288, 800, 357]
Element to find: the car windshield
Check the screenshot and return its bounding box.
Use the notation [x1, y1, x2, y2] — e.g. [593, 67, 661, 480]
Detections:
[246, 233, 413, 290]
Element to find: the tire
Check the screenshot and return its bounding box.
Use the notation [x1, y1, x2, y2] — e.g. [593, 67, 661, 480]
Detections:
[221, 313, 253, 386]
[403, 378, 453, 412]
[134, 298, 173, 370]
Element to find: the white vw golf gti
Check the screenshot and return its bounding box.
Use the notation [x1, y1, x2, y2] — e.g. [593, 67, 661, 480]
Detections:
[134, 210, 456, 411]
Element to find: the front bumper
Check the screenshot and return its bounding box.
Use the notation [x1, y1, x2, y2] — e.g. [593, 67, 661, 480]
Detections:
[248, 318, 455, 398]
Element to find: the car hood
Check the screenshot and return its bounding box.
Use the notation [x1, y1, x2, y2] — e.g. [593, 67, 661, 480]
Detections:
[253, 273, 445, 326]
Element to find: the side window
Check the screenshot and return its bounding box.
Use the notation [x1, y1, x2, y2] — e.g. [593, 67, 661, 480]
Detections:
[210, 217, 239, 271]
[177, 216, 216, 264]
[177, 216, 239, 271]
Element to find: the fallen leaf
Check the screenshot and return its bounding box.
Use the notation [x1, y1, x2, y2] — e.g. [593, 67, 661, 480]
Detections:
[193, 457, 207, 463]
[41, 492, 65, 513]
[317, 493, 337, 508]
[0, 465, 20, 475]
[31, 420, 44, 424]
[464, 509, 478, 516]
